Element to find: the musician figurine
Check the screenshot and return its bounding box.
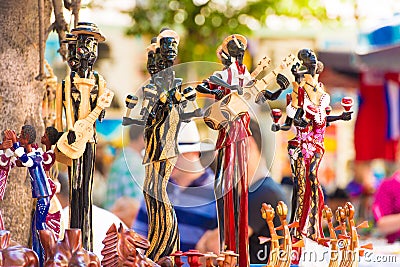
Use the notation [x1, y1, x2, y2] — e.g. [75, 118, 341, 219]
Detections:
[195, 34, 289, 267]
[55, 22, 112, 251]
[5, 125, 52, 266]
[271, 49, 352, 262]
[123, 29, 201, 261]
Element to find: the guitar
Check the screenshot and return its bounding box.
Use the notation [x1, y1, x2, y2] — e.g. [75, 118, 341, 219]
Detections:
[204, 54, 299, 130]
[57, 89, 114, 159]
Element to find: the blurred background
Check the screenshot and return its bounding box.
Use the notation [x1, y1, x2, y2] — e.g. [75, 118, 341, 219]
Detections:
[47, 0, 400, 250]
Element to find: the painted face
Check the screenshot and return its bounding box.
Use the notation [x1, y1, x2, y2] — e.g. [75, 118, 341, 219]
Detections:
[17, 130, 29, 147]
[159, 37, 178, 62]
[227, 40, 245, 65]
[146, 51, 158, 75]
[298, 49, 317, 66]
[75, 35, 98, 70]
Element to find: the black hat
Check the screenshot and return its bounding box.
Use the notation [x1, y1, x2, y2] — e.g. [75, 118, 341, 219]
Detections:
[62, 33, 77, 44]
[71, 22, 106, 42]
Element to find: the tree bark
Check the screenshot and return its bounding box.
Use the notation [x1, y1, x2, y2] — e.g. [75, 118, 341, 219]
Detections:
[0, 0, 52, 245]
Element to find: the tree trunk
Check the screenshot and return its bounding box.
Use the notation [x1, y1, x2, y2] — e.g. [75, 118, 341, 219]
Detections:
[0, 0, 52, 245]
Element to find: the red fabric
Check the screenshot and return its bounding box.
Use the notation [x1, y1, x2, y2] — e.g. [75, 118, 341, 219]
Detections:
[223, 143, 236, 252]
[354, 72, 398, 161]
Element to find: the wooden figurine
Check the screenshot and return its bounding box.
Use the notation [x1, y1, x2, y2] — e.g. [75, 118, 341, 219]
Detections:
[42, 61, 58, 129]
[4, 125, 55, 266]
[221, 250, 239, 267]
[184, 249, 204, 267]
[55, 22, 113, 251]
[271, 49, 353, 251]
[170, 251, 185, 267]
[259, 203, 282, 267]
[275, 201, 297, 267]
[39, 228, 100, 267]
[343, 202, 373, 267]
[335, 206, 350, 267]
[319, 205, 340, 267]
[0, 136, 14, 230]
[40, 127, 63, 240]
[204, 252, 218, 267]
[195, 35, 293, 267]
[0, 230, 39, 267]
[101, 223, 163, 267]
[122, 29, 201, 261]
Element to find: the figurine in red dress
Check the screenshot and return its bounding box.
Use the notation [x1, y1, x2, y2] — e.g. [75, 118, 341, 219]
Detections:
[196, 35, 289, 267]
[272, 49, 352, 247]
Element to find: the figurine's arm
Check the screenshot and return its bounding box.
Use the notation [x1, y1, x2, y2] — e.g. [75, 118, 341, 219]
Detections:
[0, 149, 13, 167]
[13, 143, 33, 167]
[327, 112, 353, 123]
[195, 80, 225, 100]
[260, 74, 290, 102]
[42, 150, 56, 169]
[122, 117, 145, 126]
[180, 109, 203, 122]
[272, 117, 293, 132]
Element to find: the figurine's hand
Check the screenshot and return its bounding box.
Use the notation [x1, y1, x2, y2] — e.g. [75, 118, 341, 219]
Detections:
[4, 130, 17, 143]
[212, 89, 225, 99]
[98, 109, 106, 122]
[231, 84, 243, 95]
[0, 139, 13, 149]
[193, 108, 203, 117]
[293, 118, 308, 128]
[271, 124, 280, 132]
[341, 111, 353, 121]
[276, 73, 290, 90]
[291, 62, 300, 75]
[67, 130, 76, 145]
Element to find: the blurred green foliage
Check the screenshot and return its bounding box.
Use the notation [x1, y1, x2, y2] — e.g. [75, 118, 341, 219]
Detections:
[125, 0, 329, 62]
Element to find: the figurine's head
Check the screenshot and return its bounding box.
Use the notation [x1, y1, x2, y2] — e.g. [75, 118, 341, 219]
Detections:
[223, 34, 247, 65]
[71, 22, 105, 71]
[276, 201, 288, 217]
[41, 126, 61, 147]
[157, 29, 179, 63]
[344, 202, 355, 219]
[63, 34, 79, 72]
[19, 125, 36, 147]
[146, 43, 159, 75]
[216, 45, 231, 68]
[298, 48, 317, 76]
[322, 205, 333, 221]
[335, 206, 346, 223]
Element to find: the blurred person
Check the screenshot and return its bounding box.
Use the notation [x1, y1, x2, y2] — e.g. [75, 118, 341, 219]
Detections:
[104, 125, 145, 227]
[372, 170, 400, 243]
[133, 120, 218, 253]
[195, 119, 288, 263]
[57, 172, 127, 261]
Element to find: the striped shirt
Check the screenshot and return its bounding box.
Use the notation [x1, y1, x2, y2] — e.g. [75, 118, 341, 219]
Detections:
[133, 168, 218, 251]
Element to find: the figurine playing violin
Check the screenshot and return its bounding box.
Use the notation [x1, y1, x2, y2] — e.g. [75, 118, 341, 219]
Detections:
[195, 34, 293, 267]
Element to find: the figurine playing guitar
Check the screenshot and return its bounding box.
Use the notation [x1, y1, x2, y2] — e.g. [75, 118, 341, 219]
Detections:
[195, 34, 292, 267]
[55, 22, 113, 251]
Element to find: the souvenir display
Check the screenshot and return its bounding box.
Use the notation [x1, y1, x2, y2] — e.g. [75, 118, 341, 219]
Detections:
[55, 22, 113, 251]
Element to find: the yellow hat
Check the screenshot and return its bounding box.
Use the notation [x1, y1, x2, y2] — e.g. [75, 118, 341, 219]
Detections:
[221, 34, 247, 51]
[157, 29, 180, 45]
[216, 45, 230, 61]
